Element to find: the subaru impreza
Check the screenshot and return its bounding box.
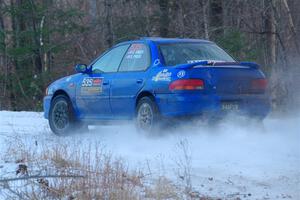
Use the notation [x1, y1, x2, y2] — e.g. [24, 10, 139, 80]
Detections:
[44, 37, 270, 134]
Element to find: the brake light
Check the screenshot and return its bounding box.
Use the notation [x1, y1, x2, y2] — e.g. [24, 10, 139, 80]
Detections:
[251, 79, 267, 90]
[169, 79, 204, 90]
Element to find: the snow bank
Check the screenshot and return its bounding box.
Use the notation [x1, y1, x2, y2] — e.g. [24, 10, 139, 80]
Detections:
[0, 111, 299, 199]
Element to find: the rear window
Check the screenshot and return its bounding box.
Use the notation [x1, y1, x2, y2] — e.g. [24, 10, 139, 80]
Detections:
[158, 43, 235, 66]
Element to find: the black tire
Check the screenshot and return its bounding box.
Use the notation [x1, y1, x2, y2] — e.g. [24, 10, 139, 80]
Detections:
[136, 96, 160, 132]
[49, 95, 86, 135]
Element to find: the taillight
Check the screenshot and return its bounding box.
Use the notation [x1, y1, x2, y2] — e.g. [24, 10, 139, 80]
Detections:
[169, 79, 204, 91]
[251, 79, 267, 90]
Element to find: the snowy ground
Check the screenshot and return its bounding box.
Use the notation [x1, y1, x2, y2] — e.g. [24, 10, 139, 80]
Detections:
[0, 111, 299, 199]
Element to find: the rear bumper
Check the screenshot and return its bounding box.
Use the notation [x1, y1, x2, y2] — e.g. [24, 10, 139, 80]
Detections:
[43, 96, 52, 119]
[155, 93, 271, 119]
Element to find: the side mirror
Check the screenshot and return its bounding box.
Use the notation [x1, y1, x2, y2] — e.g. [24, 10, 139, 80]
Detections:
[75, 64, 89, 73]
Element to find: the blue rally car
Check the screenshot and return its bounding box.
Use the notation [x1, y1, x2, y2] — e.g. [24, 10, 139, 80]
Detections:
[44, 37, 271, 134]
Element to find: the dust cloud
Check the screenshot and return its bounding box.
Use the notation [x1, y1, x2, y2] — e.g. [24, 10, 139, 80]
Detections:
[82, 112, 300, 198]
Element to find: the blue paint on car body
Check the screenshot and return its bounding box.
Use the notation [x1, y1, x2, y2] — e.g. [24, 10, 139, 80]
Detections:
[44, 37, 271, 124]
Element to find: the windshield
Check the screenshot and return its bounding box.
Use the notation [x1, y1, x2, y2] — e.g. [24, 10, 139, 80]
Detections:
[158, 43, 235, 66]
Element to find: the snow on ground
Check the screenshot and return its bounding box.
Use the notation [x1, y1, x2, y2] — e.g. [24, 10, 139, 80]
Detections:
[0, 111, 300, 199]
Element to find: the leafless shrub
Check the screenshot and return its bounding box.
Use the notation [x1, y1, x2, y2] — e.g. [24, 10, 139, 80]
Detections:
[0, 138, 146, 199]
[0, 138, 202, 199]
[174, 139, 193, 195]
[0, 129, 226, 199]
[144, 176, 180, 199]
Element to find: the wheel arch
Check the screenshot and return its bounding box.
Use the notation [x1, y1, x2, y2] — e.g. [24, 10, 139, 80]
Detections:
[136, 91, 156, 108]
[48, 89, 84, 135]
[51, 89, 71, 102]
[50, 89, 79, 120]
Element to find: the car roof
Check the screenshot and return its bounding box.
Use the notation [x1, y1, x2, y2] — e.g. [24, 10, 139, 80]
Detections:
[116, 37, 213, 46]
[141, 37, 213, 44]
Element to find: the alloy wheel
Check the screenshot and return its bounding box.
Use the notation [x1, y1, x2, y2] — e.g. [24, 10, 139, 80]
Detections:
[137, 103, 154, 131]
[52, 101, 70, 130]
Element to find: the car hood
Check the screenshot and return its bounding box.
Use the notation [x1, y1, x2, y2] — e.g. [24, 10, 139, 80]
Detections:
[52, 73, 81, 85]
[47, 73, 81, 95]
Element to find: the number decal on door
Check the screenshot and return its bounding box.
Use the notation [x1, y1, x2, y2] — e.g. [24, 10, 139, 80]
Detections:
[81, 78, 93, 87]
[81, 78, 103, 95]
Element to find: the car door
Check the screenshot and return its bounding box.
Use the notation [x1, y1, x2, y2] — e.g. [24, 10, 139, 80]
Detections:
[110, 43, 151, 119]
[75, 44, 130, 120]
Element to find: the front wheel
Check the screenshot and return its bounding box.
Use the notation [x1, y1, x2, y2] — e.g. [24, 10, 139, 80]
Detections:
[136, 97, 160, 132]
[49, 95, 85, 135]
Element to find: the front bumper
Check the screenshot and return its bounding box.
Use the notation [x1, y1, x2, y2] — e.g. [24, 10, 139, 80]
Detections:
[43, 96, 52, 119]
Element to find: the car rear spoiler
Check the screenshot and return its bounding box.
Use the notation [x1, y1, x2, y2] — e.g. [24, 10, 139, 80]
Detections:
[174, 61, 260, 69]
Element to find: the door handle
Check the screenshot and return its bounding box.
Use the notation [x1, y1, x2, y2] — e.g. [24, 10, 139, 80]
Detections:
[136, 79, 143, 84]
[103, 80, 109, 85]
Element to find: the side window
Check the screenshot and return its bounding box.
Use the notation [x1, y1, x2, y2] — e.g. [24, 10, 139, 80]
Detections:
[92, 44, 129, 73]
[119, 43, 150, 72]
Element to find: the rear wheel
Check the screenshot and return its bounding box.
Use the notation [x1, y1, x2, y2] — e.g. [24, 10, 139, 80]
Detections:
[136, 97, 160, 132]
[49, 95, 86, 135]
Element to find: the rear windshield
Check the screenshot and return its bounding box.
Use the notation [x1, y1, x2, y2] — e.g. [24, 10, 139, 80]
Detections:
[158, 43, 235, 66]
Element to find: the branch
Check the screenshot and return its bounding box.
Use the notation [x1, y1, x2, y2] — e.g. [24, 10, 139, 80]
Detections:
[241, 30, 277, 35]
[0, 174, 85, 183]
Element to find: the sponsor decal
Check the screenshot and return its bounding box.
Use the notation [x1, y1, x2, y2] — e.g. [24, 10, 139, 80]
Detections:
[133, 54, 142, 58]
[177, 70, 186, 78]
[81, 77, 103, 95]
[68, 82, 75, 88]
[187, 60, 225, 64]
[154, 59, 160, 66]
[152, 69, 172, 82]
[126, 54, 142, 59]
[187, 59, 204, 64]
[93, 78, 102, 86]
[126, 44, 144, 59]
[126, 55, 133, 59]
[130, 43, 143, 51]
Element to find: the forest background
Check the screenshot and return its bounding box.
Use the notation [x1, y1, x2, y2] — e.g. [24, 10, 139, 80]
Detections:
[0, 0, 299, 111]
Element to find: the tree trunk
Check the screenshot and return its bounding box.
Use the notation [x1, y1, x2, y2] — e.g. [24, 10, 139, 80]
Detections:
[209, 0, 223, 38]
[264, 0, 276, 66]
[89, 0, 97, 23]
[202, 0, 209, 39]
[28, 0, 44, 73]
[2, 0, 14, 109]
[104, 0, 113, 47]
[282, 0, 300, 55]
[158, 0, 169, 37]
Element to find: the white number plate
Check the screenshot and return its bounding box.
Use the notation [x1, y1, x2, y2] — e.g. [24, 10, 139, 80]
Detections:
[221, 102, 240, 111]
